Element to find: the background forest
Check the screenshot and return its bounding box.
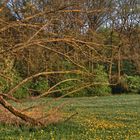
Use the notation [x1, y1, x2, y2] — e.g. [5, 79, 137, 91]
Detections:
[0, 0, 140, 99]
[0, 1, 140, 139]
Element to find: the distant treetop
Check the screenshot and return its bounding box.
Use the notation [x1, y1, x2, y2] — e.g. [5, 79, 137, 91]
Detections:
[6, 0, 25, 20]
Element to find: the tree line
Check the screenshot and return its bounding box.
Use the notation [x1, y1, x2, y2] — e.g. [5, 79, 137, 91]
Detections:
[0, 0, 139, 126]
[0, 0, 140, 98]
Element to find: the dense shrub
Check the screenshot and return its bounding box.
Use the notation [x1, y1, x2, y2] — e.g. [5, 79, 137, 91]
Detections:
[0, 64, 111, 98]
[0, 70, 20, 93]
[111, 75, 129, 94]
[55, 73, 82, 97]
[0, 69, 49, 99]
[126, 75, 140, 93]
[88, 65, 111, 96]
[0, 70, 31, 99]
[13, 81, 32, 99]
[30, 77, 49, 96]
[13, 76, 49, 99]
[0, 76, 10, 93]
[56, 65, 111, 97]
[111, 75, 140, 94]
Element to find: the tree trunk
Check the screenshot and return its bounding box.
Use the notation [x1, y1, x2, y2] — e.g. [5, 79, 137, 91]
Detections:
[0, 96, 42, 126]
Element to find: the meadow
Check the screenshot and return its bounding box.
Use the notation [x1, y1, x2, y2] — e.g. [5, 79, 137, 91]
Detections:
[0, 94, 140, 140]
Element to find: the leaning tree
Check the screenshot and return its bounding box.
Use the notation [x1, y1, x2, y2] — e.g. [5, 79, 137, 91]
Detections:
[0, 0, 139, 125]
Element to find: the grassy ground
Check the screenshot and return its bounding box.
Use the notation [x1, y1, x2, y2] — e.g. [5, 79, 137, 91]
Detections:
[0, 94, 140, 140]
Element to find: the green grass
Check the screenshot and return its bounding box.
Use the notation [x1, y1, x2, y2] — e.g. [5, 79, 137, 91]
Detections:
[0, 94, 140, 140]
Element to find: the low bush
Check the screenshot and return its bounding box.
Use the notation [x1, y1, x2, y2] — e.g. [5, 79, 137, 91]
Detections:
[56, 65, 111, 97]
[126, 75, 140, 93]
[87, 65, 111, 96]
[0, 70, 31, 99]
[29, 77, 49, 96]
[0, 70, 49, 99]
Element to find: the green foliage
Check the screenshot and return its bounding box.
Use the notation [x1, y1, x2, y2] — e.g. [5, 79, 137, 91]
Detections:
[0, 70, 20, 93]
[56, 65, 111, 97]
[56, 73, 82, 97]
[126, 75, 140, 93]
[0, 70, 31, 99]
[0, 64, 110, 98]
[87, 65, 111, 96]
[30, 77, 49, 92]
[99, 28, 120, 46]
[14, 77, 49, 98]
[122, 60, 136, 75]
[0, 69, 49, 99]
[13, 82, 31, 99]
[0, 77, 9, 93]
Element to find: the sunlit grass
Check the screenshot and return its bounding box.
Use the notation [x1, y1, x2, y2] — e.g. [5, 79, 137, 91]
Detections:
[0, 94, 140, 140]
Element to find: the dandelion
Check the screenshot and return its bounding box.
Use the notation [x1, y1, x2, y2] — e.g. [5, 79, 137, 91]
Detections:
[50, 131, 55, 140]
